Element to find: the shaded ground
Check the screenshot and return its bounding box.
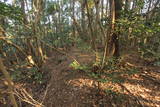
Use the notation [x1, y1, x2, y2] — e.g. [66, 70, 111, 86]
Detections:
[40, 48, 160, 107]
[0, 48, 160, 107]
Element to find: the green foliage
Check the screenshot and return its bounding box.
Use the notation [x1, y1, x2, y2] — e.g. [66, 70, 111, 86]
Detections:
[0, 1, 23, 21]
[69, 60, 90, 71]
[77, 39, 92, 52]
[43, 26, 73, 48]
[69, 60, 80, 70]
[89, 62, 139, 84]
[154, 61, 160, 66]
[11, 69, 23, 81]
[105, 72, 125, 83]
[118, 5, 160, 62]
[1, 0, 160, 103]
[125, 68, 139, 76]
[89, 71, 125, 84]
[10, 65, 45, 84]
[29, 67, 44, 84]
[104, 57, 118, 70]
[138, 37, 160, 61]
[46, 1, 59, 15]
[89, 72, 100, 79]
[98, 78, 109, 83]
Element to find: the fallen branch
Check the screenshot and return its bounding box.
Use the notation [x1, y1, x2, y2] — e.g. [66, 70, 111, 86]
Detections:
[140, 74, 160, 85]
[14, 87, 44, 107]
[40, 83, 50, 105]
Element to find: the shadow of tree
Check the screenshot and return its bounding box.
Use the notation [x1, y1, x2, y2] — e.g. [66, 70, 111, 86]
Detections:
[42, 68, 159, 107]
[41, 51, 160, 107]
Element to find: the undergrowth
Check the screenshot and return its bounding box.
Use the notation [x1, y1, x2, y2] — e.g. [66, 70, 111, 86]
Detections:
[9, 63, 46, 84]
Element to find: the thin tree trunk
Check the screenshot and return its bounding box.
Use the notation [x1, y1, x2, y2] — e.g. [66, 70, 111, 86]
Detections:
[71, 0, 76, 38]
[124, 0, 129, 11]
[81, 0, 86, 36]
[101, 0, 104, 19]
[21, 0, 28, 24]
[85, 0, 96, 50]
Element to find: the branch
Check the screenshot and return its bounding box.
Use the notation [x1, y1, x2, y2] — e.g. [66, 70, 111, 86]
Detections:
[0, 58, 18, 107]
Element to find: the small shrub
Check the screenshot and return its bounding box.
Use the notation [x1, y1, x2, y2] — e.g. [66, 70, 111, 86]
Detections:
[69, 60, 90, 71]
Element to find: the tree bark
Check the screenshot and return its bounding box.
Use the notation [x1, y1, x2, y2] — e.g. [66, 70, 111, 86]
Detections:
[0, 58, 18, 107]
[85, 0, 96, 50]
[108, 0, 122, 57]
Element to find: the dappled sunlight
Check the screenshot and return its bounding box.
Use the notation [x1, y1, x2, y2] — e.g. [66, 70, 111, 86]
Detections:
[0, 0, 160, 106]
[67, 78, 95, 89]
[27, 55, 35, 65]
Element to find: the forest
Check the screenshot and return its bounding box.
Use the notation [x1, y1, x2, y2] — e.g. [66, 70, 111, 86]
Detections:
[0, 0, 160, 107]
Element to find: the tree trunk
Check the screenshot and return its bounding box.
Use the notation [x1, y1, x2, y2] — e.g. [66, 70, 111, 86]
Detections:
[85, 0, 96, 50]
[21, 0, 28, 24]
[71, 0, 76, 39]
[0, 58, 18, 107]
[81, 0, 86, 39]
[108, 0, 122, 57]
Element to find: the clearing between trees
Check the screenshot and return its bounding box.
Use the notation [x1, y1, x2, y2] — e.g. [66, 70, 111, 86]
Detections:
[18, 47, 159, 107]
[0, 0, 160, 107]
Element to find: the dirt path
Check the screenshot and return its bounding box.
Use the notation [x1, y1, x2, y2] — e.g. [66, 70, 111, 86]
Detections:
[41, 49, 160, 107]
[42, 48, 96, 107]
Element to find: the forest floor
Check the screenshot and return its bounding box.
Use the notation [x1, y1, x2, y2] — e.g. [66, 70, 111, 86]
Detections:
[1, 47, 160, 107]
[39, 47, 160, 107]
